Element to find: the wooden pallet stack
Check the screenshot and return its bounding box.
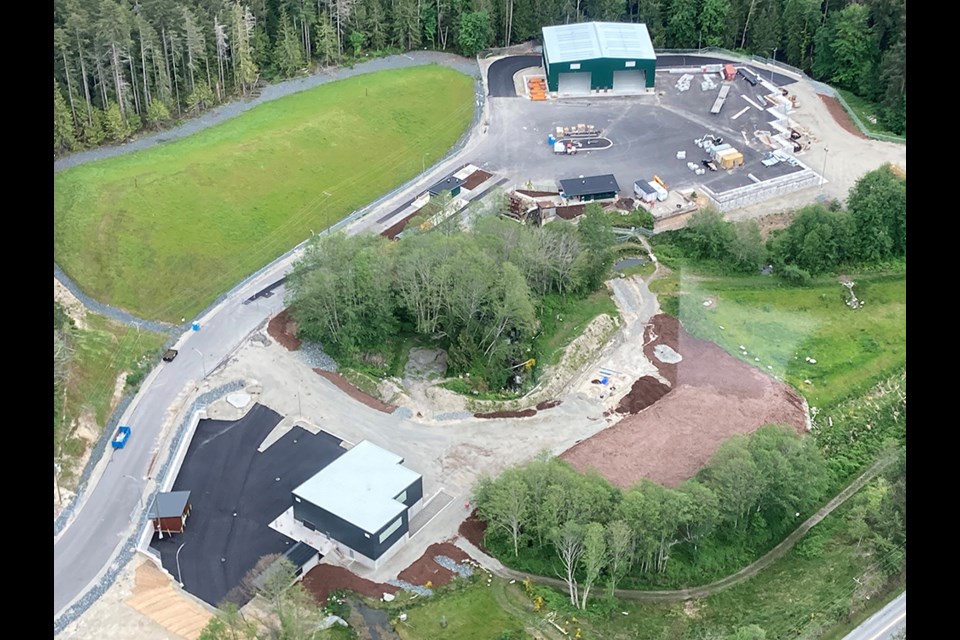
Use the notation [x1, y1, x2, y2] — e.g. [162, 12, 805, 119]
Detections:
[528, 77, 547, 101]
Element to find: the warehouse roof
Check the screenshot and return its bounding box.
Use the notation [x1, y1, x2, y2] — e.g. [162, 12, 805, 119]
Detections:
[560, 174, 621, 198]
[543, 22, 656, 64]
[292, 441, 421, 534]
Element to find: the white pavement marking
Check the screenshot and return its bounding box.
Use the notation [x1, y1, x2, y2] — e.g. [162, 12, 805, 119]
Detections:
[867, 610, 906, 640]
[731, 106, 750, 120]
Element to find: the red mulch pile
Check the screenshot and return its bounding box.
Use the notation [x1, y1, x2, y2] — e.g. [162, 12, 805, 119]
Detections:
[536, 399, 562, 411]
[313, 369, 397, 414]
[301, 564, 398, 606]
[819, 95, 868, 140]
[396, 542, 473, 588]
[516, 189, 559, 197]
[458, 510, 489, 551]
[561, 313, 808, 488]
[474, 408, 538, 419]
[615, 376, 672, 414]
[267, 308, 301, 351]
[462, 169, 493, 190]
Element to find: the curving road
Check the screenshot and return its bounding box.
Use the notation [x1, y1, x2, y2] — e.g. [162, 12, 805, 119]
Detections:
[842, 591, 906, 640]
[53, 51, 486, 627]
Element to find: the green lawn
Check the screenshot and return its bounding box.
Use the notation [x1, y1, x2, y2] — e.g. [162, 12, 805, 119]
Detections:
[56, 313, 167, 485]
[836, 89, 906, 141]
[537, 291, 620, 366]
[54, 65, 476, 322]
[652, 271, 906, 407]
[395, 580, 530, 640]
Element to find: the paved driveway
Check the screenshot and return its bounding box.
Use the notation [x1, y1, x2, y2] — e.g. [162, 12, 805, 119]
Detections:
[150, 404, 345, 606]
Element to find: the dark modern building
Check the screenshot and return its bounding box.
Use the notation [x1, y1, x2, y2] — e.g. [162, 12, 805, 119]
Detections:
[291, 441, 423, 569]
[559, 174, 622, 202]
[148, 490, 192, 536]
[427, 175, 465, 198]
[542, 22, 657, 96]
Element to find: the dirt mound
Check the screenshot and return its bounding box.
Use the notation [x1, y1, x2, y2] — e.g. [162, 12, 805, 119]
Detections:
[474, 408, 537, 419]
[301, 564, 398, 606]
[615, 376, 672, 414]
[562, 314, 808, 488]
[313, 370, 396, 414]
[396, 542, 472, 588]
[267, 309, 301, 351]
[535, 399, 562, 411]
[819, 95, 868, 139]
[458, 511, 489, 550]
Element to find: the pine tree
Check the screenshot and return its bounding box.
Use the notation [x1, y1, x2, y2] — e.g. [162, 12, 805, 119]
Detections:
[231, 2, 259, 95]
[273, 9, 306, 77]
[54, 79, 77, 154]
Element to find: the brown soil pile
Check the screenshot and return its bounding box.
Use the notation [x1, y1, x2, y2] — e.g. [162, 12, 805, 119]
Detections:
[313, 370, 397, 414]
[458, 510, 489, 551]
[301, 564, 398, 606]
[396, 542, 473, 588]
[562, 313, 808, 488]
[615, 376, 672, 414]
[818, 95, 868, 139]
[267, 309, 301, 351]
[462, 169, 493, 190]
[535, 399, 562, 411]
[474, 408, 538, 419]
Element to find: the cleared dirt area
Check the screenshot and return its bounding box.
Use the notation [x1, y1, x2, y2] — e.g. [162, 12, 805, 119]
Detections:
[474, 408, 538, 419]
[458, 510, 489, 551]
[396, 541, 472, 587]
[313, 369, 397, 414]
[301, 563, 398, 606]
[819, 95, 867, 139]
[562, 314, 807, 488]
[615, 376, 672, 414]
[267, 309, 301, 350]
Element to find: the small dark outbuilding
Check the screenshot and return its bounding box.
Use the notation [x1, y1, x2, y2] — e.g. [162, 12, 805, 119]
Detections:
[427, 175, 465, 198]
[559, 174, 621, 202]
[148, 490, 192, 535]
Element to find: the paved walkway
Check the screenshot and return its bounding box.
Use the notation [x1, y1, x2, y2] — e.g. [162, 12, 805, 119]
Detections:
[454, 456, 893, 603]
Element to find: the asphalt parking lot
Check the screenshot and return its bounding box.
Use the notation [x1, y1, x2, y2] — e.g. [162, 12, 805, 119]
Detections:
[477, 56, 807, 198]
[150, 403, 345, 606]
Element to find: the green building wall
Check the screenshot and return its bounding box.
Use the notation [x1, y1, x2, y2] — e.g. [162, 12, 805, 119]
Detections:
[542, 54, 656, 92]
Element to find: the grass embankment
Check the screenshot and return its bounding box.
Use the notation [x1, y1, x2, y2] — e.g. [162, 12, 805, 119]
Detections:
[55, 312, 167, 485]
[54, 65, 476, 322]
[649, 270, 906, 408]
[835, 89, 907, 142]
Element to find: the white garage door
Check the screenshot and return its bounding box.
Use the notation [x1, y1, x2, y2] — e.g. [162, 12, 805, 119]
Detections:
[613, 70, 646, 94]
[558, 72, 592, 96]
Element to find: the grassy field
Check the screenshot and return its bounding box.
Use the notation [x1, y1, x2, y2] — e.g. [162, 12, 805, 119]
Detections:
[54, 65, 476, 322]
[56, 313, 167, 485]
[395, 580, 530, 640]
[836, 89, 906, 141]
[650, 270, 906, 407]
[537, 291, 620, 366]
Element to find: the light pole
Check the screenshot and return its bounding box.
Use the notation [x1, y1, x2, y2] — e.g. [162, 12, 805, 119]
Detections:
[176, 543, 186, 587]
[122, 474, 145, 511]
[820, 147, 829, 189]
[771, 48, 778, 82]
[191, 347, 206, 378]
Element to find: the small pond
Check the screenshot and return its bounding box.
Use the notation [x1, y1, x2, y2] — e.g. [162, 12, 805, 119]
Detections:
[614, 256, 647, 271]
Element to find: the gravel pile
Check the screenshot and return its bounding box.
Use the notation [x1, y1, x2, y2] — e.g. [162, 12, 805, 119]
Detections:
[435, 410, 473, 421]
[298, 342, 337, 371]
[392, 407, 413, 419]
[434, 555, 473, 578]
[386, 579, 434, 597]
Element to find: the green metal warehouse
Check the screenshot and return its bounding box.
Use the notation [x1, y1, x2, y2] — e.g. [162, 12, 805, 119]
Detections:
[541, 22, 657, 96]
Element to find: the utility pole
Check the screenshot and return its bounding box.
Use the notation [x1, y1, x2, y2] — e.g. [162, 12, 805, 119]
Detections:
[820, 147, 829, 189]
[771, 48, 777, 82]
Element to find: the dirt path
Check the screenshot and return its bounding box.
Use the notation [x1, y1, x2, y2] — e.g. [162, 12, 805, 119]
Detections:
[456, 456, 893, 602]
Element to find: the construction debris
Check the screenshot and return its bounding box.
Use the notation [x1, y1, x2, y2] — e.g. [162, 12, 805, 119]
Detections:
[675, 74, 694, 91]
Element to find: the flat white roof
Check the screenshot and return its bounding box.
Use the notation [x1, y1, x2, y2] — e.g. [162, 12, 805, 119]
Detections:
[292, 440, 421, 534]
[543, 22, 656, 65]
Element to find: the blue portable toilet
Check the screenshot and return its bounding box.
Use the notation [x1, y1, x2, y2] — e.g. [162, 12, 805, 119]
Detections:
[601, 376, 609, 385]
[548, 134, 556, 145]
[192, 322, 200, 331]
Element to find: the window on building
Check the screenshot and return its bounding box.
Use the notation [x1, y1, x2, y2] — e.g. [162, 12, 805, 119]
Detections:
[395, 490, 407, 504]
[379, 517, 403, 544]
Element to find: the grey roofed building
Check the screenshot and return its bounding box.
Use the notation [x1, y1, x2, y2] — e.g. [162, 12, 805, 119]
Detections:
[292, 440, 421, 535]
[559, 174, 621, 199]
[427, 175, 465, 197]
[147, 490, 192, 519]
[542, 22, 656, 64]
